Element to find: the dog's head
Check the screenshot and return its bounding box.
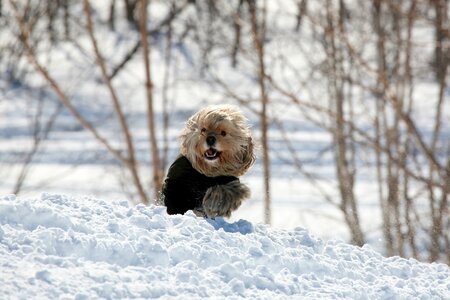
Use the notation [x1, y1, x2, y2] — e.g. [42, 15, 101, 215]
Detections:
[180, 105, 255, 177]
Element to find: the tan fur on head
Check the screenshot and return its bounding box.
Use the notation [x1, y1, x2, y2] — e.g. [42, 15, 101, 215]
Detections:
[180, 105, 255, 177]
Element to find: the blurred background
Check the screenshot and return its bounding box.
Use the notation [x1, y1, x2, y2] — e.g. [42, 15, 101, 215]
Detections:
[0, 0, 448, 263]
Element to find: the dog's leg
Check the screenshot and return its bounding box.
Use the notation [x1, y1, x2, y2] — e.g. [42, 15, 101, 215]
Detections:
[202, 180, 250, 218]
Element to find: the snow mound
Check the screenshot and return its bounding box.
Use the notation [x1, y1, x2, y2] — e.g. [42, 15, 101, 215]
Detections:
[0, 194, 449, 299]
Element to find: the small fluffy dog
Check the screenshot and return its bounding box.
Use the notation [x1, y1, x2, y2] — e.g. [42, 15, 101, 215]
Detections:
[161, 105, 255, 218]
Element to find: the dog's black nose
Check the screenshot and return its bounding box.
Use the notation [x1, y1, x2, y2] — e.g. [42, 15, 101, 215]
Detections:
[206, 135, 216, 146]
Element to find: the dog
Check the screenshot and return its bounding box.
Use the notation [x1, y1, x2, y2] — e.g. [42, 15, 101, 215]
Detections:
[161, 105, 255, 218]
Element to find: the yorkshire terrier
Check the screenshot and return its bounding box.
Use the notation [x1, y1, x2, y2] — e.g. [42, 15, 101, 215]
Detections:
[161, 105, 255, 218]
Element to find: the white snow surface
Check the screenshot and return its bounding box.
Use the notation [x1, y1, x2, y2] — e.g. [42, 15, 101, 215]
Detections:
[0, 194, 449, 299]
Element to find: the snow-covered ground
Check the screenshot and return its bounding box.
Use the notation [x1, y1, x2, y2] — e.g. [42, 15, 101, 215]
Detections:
[1, 193, 449, 299]
[1, 0, 449, 269]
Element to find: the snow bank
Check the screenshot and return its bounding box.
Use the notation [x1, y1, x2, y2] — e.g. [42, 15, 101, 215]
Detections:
[0, 194, 449, 299]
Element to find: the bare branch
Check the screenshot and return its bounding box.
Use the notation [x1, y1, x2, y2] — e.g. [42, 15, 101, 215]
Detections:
[83, 0, 148, 204]
[8, 0, 127, 166]
[139, 0, 163, 200]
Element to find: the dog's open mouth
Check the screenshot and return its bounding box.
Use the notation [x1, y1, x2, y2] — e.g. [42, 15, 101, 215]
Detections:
[204, 148, 221, 160]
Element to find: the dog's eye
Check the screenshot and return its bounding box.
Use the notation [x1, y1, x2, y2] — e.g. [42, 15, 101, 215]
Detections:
[201, 128, 206, 134]
[221, 130, 227, 137]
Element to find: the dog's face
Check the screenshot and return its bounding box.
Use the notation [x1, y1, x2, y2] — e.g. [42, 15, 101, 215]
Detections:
[180, 105, 255, 177]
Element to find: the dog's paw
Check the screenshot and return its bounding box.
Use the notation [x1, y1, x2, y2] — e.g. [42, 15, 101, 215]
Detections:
[202, 180, 250, 218]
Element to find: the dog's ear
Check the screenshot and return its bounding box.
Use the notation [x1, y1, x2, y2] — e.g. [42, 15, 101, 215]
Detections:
[179, 113, 201, 157]
[240, 137, 256, 173]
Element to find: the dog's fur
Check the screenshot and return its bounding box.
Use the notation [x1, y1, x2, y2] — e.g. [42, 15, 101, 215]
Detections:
[162, 105, 255, 218]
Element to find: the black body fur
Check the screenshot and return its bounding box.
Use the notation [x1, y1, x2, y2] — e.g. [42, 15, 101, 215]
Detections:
[161, 155, 239, 215]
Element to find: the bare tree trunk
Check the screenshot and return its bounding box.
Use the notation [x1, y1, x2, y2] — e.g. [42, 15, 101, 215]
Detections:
[403, 0, 418, 259]
[197, 0, 217, 74]
[429, 0, 448, 258]
[139, 0, 163, 200]
[371, 14, 393, 251]
[442, 156, 450, 263]
[109, 0, 116, 31]
[372, 0, 396, 255]
[386, 122, 402, 256]
[231, 0, 244, 68]
[295, 0, 307, 32]
[62, 0, 70, 39]
[46, 0, 56, 43]
[248, 0, 271, 224]
[402, 140, 418, 259]
[334, 88, 364, 246]
[375, 103, 394, 255]
[325, 0, 364, 246]
[432, 0, 448, 81]
[124, 0, 139, 28]
[161, 4, 174, 173]
[385, 2, 403, 256]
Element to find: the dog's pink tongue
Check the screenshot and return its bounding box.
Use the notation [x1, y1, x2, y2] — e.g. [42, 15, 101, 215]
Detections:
[206, 149, 216, 157]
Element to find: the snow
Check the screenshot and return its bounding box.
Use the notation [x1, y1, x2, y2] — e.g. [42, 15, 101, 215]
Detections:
[1, 194, 449, 299]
